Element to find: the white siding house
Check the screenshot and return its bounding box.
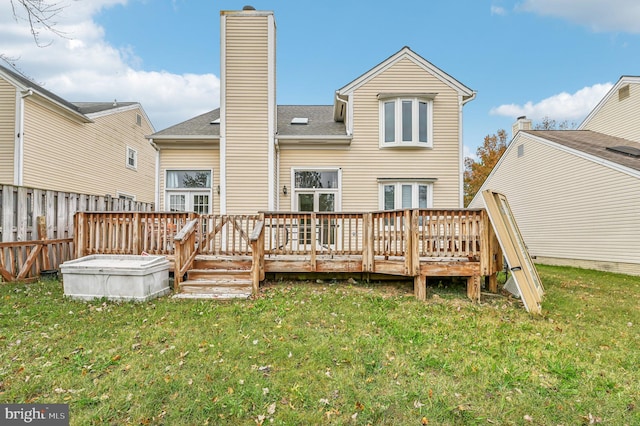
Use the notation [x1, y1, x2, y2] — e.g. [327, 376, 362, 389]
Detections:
[470, 76, 640, 276]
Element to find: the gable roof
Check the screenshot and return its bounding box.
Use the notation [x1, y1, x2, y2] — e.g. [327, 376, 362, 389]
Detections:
[0, 64, 92, 123]
[336, 46, 475, 100]
[523, 130, 640, 174]
[578, 75, 640, 130]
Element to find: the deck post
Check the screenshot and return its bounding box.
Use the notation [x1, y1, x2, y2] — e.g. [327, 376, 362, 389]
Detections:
[414, 274, 427, 301]
[132, 212, 141, 254]
[310, 213, 317, 271]
[362, 213, 373, 272]
[467, 275, 481, 302]
[74, 212, 86, 258]
[410, 210, 420, 275]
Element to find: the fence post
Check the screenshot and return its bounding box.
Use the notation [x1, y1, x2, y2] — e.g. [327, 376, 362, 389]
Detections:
[37, 216, 51, 270]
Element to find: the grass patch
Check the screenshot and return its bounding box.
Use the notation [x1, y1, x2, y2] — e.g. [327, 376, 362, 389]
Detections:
[1, 265, 639, 425]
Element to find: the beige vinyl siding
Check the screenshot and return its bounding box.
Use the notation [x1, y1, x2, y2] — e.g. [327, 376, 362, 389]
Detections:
[159, 149, 219, 214]
[582, 83, 640, 141]
[224, 15, 271, 214]
[471, 134, 640, 275]
[279, 58, 462, 211]
[22, 102, 156, 202]
[0, 79, 16, 183]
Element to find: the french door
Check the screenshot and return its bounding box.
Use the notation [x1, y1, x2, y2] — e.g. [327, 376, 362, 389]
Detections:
[168, 192, 210, 214]
[297, 192, 336, 246]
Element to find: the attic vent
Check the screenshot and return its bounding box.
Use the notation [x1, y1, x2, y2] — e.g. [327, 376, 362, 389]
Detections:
[606, 145, 640, 158]
[291, 117, 308, 125]
[210, 118, 220, 124]
[619, 84, 630, 101]
[243, 5, 256, 10]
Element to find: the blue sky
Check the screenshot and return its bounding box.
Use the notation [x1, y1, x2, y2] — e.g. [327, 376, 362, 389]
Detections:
[2, 0, 639, 158]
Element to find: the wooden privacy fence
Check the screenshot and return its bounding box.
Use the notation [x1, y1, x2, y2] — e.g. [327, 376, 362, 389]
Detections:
[0, 184, 153, 243]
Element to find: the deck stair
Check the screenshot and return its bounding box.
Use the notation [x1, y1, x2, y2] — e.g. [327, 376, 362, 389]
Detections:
[174, 255, 253, 299]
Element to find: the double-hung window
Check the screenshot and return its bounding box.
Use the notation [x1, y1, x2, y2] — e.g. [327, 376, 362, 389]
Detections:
[379, 95, 434, 147]
[380, 181, 433, 210]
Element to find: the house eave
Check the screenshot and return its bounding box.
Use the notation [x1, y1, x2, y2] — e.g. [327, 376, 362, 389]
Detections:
[276, 134, 352, 149]
[148, 136, 220, 150]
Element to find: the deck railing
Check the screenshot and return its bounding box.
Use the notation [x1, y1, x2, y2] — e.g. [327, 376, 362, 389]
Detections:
[198, 214, 261, 256]
[73, 209, 488, 263]
[74, 211, 197, 258]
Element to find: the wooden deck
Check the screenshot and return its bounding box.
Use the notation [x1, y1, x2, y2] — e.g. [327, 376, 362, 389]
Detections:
[73, 209, 503, 301]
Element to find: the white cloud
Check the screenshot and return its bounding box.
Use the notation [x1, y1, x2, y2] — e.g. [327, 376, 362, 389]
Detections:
[491, 6, 507, 16]
[489, 83, 613, 122]
[518, 0, 640, 33]
[0, 0, 218, 130]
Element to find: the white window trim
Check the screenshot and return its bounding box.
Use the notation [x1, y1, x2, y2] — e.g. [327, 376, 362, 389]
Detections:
[164, 168, 214, 213]
[379, 97, 433, 148]
[116, 191, 136, 201]
[126, 146, 137, 170]
[378, 181, 434, 210]
[290, 167, 342, 211]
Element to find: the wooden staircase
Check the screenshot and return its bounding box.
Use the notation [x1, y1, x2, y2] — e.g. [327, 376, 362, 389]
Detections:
[174, 255, 254, 299]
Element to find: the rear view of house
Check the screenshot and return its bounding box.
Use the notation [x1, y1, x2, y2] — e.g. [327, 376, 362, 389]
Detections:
[470, 77, 640, 276]
[149, 6, 476, 215]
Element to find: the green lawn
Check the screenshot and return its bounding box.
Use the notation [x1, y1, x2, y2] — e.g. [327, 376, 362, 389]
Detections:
[1, 265, 639, 425]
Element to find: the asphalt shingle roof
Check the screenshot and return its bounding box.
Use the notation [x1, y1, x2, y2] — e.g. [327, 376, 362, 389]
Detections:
[151, 109, 221, 137]
[73, 102, 138, 114]
[276, 105, 347, 136]
[524, 130, 640, 172]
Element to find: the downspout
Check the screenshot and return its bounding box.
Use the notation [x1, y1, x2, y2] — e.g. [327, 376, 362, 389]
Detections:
[459, 92, 477, 208]
[149, 140, 160, 209]
[14, 88, 33, 186]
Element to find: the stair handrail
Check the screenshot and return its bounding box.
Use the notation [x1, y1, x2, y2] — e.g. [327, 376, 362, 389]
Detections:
[173, 218, 200, 291]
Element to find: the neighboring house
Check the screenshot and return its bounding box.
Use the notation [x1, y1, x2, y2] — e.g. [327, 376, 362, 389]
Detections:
[148, 7, 475, 215]
[0, 64, 156, 203]
[469, 76, 640, 276]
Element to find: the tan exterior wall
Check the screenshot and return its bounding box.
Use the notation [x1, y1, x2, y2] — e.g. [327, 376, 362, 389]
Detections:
[0, 79, 16, 183]
[21, 102, 156, 202]
[582, 82, 640, 141]
[159, 149, 219, 214]
[470, 133, 640, 269]
[223, 14, 272, 214]
[279, 58, 462, 211]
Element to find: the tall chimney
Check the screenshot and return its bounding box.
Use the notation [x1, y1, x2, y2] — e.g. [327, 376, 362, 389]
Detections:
[219, 8, 276, 214]
[512, 115, 532, 136]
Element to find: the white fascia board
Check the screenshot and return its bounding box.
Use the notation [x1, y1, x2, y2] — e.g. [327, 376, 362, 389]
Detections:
[337, 47, 474, 99]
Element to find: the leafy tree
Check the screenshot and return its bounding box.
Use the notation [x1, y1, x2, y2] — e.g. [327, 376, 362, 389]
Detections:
[463, 129, 508, 206]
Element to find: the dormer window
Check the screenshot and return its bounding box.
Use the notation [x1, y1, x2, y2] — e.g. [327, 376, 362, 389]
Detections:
[379, 94, 434, 147]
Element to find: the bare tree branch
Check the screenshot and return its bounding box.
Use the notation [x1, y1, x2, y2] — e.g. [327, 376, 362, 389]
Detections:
[10, 0, 69, 47]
